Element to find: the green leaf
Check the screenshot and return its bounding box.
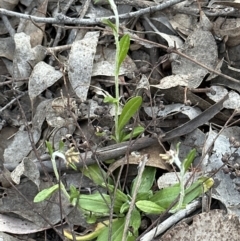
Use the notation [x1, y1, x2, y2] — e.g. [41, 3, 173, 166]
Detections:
[136, 191, 153, 201]
[81, 164, 113, 186]
[58, 140, 65, 152]
[121, 126, 144, 142]
[182, 177, 214, 206]
[102, 183, 128, 202]
[78, 193, 111, 214]
[45, 141, 53, 156]
[86, 215, 97, 224]
[78, 192, 123, 214]
[102, 19, 117, 33]
[103, 95, 118, 104]
[117, 96, 142, 134]
[130, 208, 141, 233]
[69, 185, 80, 203]
[120, 201, 130, 214]
[64, 219, 112, 241]
[97, 218, 136, 241]
[33, 184, 59, 202]
[131, 167, 156, 196]
[117, 34, 130, 71]
[150, 185, 180, 209]
[136, 200, 165, 214]
[182, 149, 196, 174]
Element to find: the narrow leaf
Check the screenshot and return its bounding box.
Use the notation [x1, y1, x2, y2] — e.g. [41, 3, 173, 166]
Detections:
[58, 140, 65, 152]
[182, 148, 196, 174]
[34, 184, 59, 202]
[102, 19, 117, 33]
[182, 177, 214, 206]
[117, 34, 130, 71]
[69, 185, 80, 202]
[81, 164, 112, 186]
[136, 200, 165, 214]
[78, 193, 111, 213]
[130, 208, 141, 233]
[45, 141, 53, 156]
[102, 183, 128, 202]
[131, 167, 156, 196]
[64, 219, 111, 241]
[120, 201, 130, 214]
[104, 95, 118, 104]
[150, 185, 180, 209]
[118, 96, 142, 133]
[97, 218, 135, 241]
[78, 192, 122, 214]
[136, 191, 153, 201]
[121, 126, 144, 142]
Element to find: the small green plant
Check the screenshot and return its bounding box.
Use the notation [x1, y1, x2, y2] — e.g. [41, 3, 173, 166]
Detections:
[34, 142, 214, 241]
[95, 0, 144, 143]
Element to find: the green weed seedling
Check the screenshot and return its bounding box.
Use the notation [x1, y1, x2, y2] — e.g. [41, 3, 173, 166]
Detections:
[95, 0, 144, 143]
[33, 141, 213, 240]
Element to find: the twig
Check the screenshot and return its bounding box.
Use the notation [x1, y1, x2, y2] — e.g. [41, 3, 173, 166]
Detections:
[140, 200, 201, 241]
[1, 14, 15, 37]
[0, 91, 26, 114]
[95, 0, 156, 8]
[0, 0, 185, 25]
[122, 154, 149, 241]
[52, 0, 75, 48]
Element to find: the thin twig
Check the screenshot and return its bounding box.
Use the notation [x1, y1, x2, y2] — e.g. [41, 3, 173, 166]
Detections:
[122, 154, 149, 241]
[1, 14, 15, 37]
[0, 0, 185, 25]
[140, 200, 201, 241]
[0, 91, 26, 114]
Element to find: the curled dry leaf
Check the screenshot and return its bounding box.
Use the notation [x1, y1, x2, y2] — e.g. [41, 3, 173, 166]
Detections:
[107, 144, 171, 175]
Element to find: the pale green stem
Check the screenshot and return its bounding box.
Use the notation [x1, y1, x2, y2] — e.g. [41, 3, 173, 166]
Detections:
[172, 151, 185, 211]
[108, 0, 120, 142]
[52, 152, 70, 200]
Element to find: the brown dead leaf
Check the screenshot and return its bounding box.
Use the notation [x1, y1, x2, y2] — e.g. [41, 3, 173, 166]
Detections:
[108, 143, 171, 174]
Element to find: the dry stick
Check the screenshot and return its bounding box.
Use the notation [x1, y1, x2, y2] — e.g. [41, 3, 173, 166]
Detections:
[131, 35, 240, 84]
[52, 0, 75, 48]
[1, 76, 29, 82]
[0, 0, 185, 25]
[122, 154, 149, 241]
[3, 94, 228, 173]
[140, 200, 201, 241]
[95, 0, 156, 8]
[46, 23, 240, 85]
[139, 110, 238, 241]
[1, 14, 15, 37]
[0, 91, 27, 113]
[66, 0, 92, 45]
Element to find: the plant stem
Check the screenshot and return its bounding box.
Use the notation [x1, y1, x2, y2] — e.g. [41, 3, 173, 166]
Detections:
[108, 0, 120, 142]
[52, 152, 70, 200]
